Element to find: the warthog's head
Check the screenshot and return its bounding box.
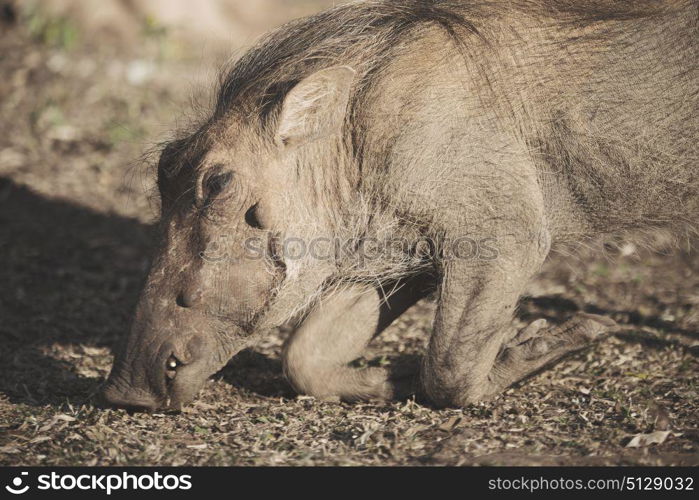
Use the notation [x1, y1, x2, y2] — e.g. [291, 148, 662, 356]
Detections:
[102, 66, 356, 410]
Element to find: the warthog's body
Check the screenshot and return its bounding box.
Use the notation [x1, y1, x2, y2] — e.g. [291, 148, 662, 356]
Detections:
[103, 0, 698, 410]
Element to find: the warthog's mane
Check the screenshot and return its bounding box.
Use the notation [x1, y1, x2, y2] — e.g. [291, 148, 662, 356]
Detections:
[154, 0, 687, 185]
[155, 0, 685, 192]
[215, 1, 477, 121]
[214, 0, 676, 120]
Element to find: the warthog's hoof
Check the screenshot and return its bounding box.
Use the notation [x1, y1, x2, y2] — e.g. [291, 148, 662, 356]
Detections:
[505, 313, 616, 361]
[489, 313, 618, 392]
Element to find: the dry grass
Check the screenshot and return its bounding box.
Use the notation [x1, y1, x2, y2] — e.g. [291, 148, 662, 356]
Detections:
[0, 2, 697, 466]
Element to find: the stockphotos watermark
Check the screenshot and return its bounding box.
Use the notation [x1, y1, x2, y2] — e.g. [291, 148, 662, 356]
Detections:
[4, 471, 192, 495]
[198, 234, 520, 264]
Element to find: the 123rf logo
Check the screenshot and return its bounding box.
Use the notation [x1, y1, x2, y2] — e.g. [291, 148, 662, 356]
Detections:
[5, 471, 193, 495]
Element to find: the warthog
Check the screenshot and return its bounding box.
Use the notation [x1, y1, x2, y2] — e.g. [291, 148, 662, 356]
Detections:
[102, 0, 698, 411]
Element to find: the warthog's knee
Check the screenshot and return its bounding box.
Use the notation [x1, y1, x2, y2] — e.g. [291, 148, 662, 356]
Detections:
[419, 363, 492, 408]
[282, 343, 336, 399]
[421, 382, 490, 408]
[283, 343, 398, 401]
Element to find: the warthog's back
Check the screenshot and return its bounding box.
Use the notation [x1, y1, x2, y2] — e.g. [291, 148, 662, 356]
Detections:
[518, 1, 699, 237]
[354, 1, 699, 241]
[216, 0, 697, 241]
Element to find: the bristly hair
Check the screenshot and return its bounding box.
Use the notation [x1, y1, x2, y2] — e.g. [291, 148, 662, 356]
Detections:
[213, 0, 482, 124]
[212, 0, 677, 124]
[156, 0, 682, 183]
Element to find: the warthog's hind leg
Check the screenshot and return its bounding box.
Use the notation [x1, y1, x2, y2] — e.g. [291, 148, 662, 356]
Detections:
[488, 313, 616, 396]
[420, 225, 617, 407]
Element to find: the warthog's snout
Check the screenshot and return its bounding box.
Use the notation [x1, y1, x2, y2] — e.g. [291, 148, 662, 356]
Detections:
[100, 384, 161, 412]
[101, 334, 219, 412]
[101, 342, 174, 411]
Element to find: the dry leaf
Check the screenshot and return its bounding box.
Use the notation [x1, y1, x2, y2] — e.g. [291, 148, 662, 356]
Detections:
[438, 417, 462, 432]
[626, 430, 671, 448]
[29, 436, 52, 444]
[186, 443, 208, 450]
[54, 414, 77, 423]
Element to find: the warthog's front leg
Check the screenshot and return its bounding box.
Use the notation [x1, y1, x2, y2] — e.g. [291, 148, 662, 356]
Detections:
[420, 232, 616, 407]
[283, 275, 433, 402]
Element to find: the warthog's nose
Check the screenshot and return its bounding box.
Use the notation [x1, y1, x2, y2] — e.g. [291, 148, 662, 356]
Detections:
[176, 288, 201, 308]
[100, 383, 160, 412]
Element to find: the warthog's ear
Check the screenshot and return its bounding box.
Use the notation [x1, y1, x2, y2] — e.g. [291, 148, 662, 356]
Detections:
[276, 66, 355, 146]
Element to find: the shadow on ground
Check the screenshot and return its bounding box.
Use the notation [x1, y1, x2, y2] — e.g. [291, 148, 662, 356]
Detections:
[0, 177, 300, 408]
[0, 177, 154, 406]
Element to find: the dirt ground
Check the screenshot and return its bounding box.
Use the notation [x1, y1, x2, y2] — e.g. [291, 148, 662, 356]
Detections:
[0, 2, 698, 466]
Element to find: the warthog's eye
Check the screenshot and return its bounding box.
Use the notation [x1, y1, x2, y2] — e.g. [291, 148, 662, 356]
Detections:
[202, 171, 233, 203]
[165, 354, 181, 380]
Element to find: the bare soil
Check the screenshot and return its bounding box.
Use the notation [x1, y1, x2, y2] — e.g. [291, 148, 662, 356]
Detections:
[0, 3, 697, 466]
